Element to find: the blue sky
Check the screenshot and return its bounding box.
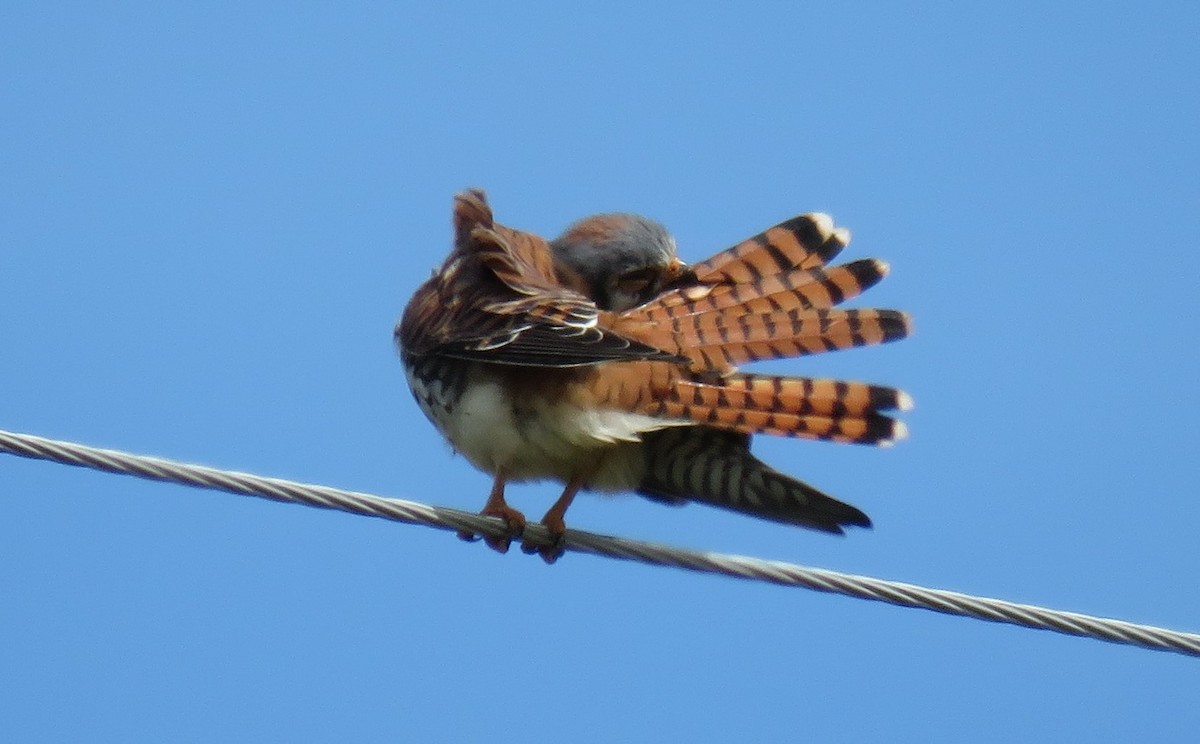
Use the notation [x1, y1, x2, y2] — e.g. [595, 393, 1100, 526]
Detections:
[2, 2, 1198, 741]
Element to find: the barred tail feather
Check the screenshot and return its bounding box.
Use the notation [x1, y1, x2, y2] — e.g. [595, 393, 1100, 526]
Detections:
[637, 428, 871, 533]
[623, 307, 911, 369]
[690, 213, 850, 280]
[651, 400, 905, 444]
[679, 374, 913, 418]
[611, 209, 912, 373]
[651, 258, 889, 317]
[690, 306, 908, 350]
[591, 365, 911, 445]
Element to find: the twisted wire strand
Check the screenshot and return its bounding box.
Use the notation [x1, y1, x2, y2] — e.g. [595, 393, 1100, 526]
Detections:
[2, 428, 1197, 658]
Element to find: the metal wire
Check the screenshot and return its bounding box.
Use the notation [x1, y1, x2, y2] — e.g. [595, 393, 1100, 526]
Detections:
[2, 427, 1197, 658]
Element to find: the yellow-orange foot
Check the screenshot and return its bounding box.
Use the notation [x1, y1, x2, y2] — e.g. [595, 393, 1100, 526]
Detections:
[521, 514, 567, 564]
[458, 503, 526, 554]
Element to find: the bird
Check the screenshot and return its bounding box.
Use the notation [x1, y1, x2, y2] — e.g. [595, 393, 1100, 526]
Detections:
[396, 189, 911, 562]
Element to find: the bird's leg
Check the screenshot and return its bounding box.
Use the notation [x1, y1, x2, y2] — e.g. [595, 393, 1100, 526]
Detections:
[522, 474, 584, 564]
[457, 468, 527, 553]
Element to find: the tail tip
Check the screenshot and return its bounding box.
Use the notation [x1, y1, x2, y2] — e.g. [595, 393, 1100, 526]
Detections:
[879, 420, 909, 447]
[808, 212, 835, 237]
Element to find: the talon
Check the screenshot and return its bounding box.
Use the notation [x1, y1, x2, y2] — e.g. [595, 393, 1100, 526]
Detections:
[541, 522, 567, 564]
[525, 516, 567, 564]
[456, 530, 482, 543]
[479, 502, 526, 555]
[518, 536, 564, 563]
[519, 532, 562, 559]
[539, 539, 565, 564]
[483, 534, 513, 553]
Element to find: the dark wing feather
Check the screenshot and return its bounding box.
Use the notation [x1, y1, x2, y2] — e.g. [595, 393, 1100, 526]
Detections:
[398, 190, 686, 369]
[432, 323, 686, 368]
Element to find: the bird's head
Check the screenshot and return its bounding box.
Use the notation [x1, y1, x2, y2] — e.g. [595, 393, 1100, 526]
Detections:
[550, 213, 686, 312]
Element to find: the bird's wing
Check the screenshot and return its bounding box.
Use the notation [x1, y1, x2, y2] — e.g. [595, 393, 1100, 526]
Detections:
[397, 189, 686, 368]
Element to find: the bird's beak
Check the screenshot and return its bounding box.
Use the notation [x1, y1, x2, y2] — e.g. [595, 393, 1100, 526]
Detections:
[665, 256, 687, 279]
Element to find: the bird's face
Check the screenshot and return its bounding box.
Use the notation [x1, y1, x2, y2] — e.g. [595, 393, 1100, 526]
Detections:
[551, 213, 686, 312]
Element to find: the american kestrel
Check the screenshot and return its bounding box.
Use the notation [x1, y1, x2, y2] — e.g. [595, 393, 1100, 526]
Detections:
[397, 189, 910, 562]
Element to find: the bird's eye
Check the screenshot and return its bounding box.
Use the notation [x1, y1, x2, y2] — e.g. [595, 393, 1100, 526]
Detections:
[615, 269, 656, 296]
